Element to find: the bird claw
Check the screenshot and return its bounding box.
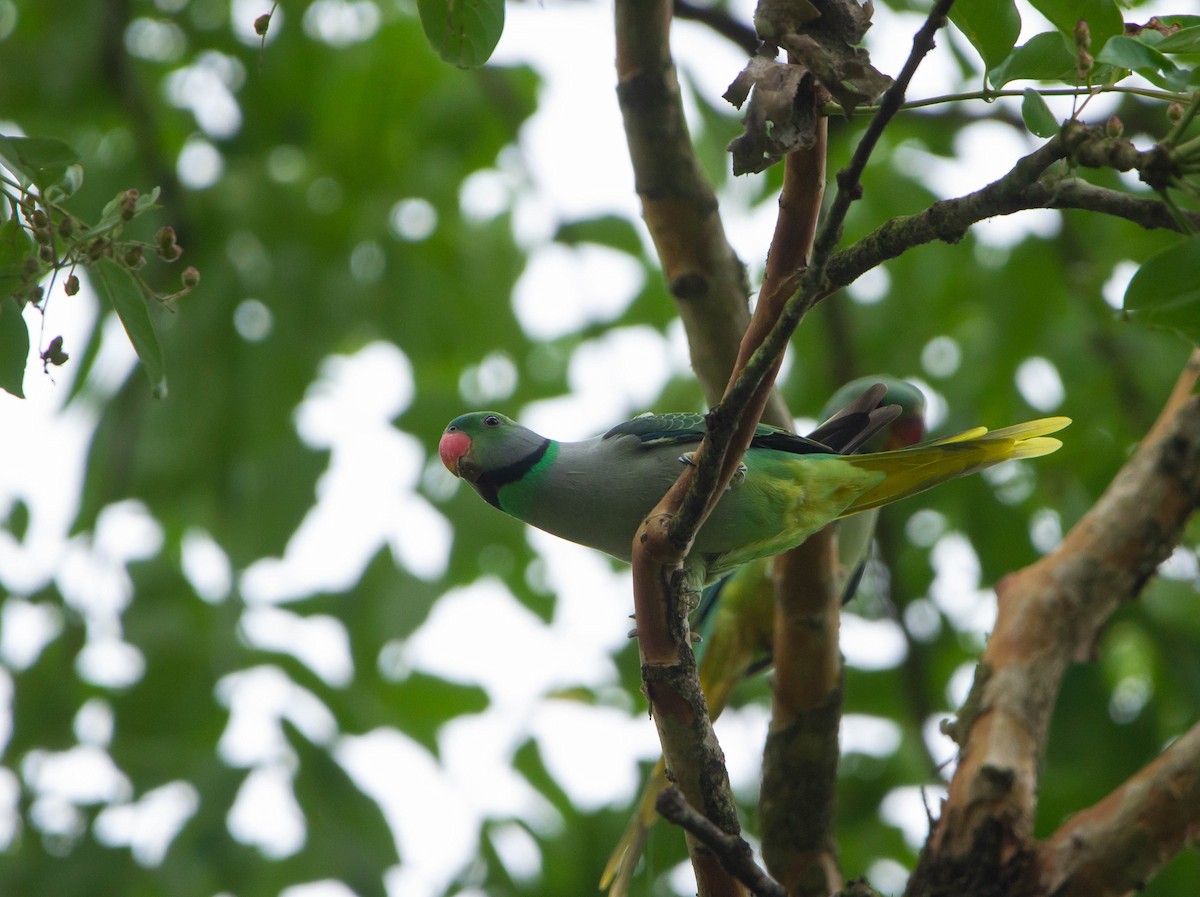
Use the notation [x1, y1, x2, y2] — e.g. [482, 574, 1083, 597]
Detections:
[627, 627, 638, 639]
[723, 463, 747, 492]
[680, 453, 746, 490]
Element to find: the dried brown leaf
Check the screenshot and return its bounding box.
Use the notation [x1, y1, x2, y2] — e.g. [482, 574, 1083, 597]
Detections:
[753, 0, 821, 42]
[781, 32, 892, 115]
[726, 1, 890, 174]
[724, 59, 819, 175]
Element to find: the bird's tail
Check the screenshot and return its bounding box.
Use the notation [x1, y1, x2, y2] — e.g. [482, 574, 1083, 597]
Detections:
[600, 759, 666, 896]
[838, 416, 1070, 517]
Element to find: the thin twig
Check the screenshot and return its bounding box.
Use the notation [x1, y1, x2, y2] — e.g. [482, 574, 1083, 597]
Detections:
[837, 84, 1191, 117]
[657, 787, 787, 897]
[812, 0, 956, 264]
[672, 0, 758, 54]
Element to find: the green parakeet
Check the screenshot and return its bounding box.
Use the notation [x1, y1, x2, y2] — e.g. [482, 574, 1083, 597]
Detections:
[438, 386, 1066, 594]
[599, 377, 927, 895]
[441, 384, 1065, 892]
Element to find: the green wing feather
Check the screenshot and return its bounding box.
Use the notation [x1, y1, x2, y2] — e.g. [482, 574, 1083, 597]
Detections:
[602, 412, 709, 444]
[604, 412, 836, 455]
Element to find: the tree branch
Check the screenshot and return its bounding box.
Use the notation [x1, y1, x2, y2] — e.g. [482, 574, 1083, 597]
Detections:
[615, 0, 773, 892]
[615, 0, 789, 424]
[1035, 178, 1200, 231]
[631, 4, 953, 893]
[758, 72, 841, 897]
[752, 11, 955, 894]
[826, 133, 1075, 293]
[810, 0, 955, 265]
[917, 349, 1200, 883]
[826, 129, 1200, 296]
[1035, 720, 1200, 897]
[99, 0, 188, 238]
[657, 787, 788, 897]
[672, 0, 759, 55]
[716, 1, 953, 439]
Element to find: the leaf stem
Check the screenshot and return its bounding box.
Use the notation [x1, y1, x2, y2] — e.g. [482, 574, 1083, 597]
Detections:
[833, 84, 1190, 117]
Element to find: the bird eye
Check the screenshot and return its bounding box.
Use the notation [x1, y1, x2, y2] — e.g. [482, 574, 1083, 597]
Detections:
[483, 415, 500, 428]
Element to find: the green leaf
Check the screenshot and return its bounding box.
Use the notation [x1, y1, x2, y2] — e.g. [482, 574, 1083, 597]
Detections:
[0, 216, 33, 300]
[45, 164, 84, 203]
[417, 0, 504, 68]
[1029, 0, 1123, 49]
[949, 0, 1022, 70]
[555, 215, 645, 258]
[0, 134, 80, 189]
[285, 722, 398, 897]
[386, 671, 489, 752]
[1156, 25, 1200, 55]
[1123, 233, 1200, 344]
[989, 31, 1075, 87]
[135, 185, 161, 214]
[92, 256, 167, 397]
[1097, 35, 1192, 92]
[0, 296, 28, 398]
[3, 498, 30, 541]
[1021, 88, 1060, 137]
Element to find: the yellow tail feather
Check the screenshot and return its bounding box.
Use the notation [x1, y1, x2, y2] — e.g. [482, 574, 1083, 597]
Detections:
[840, 416, 1069, 517]
[600, 760, 665, 895]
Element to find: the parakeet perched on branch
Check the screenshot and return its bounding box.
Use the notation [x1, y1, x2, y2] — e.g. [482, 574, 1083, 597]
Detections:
[441, 383, 1065, 894]
[438, 385, 1067, 594]
[599, 377, 928, 895]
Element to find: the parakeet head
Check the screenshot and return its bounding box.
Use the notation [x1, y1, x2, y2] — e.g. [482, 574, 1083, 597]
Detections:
[439, 412, 544, 484]
[823, 376, 927, 451]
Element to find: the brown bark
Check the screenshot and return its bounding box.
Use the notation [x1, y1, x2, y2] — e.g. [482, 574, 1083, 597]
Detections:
[1036, 720, 1200, 897]
[913, 350, 1200, 893]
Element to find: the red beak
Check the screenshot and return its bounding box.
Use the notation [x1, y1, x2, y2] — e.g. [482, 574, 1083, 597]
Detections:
[439, 430, 471, 476]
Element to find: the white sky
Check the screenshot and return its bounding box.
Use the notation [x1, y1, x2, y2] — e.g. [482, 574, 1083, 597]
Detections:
[0, 1, 1188, 895]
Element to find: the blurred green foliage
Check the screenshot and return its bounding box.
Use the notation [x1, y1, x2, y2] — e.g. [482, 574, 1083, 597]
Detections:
[0, 1, 1198, 896]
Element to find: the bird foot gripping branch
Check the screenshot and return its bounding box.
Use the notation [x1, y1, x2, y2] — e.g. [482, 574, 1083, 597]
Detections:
[679, 451, 747, 490]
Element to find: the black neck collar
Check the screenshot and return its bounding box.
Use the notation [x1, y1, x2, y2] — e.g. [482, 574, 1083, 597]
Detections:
[473, 438, 551, 509]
